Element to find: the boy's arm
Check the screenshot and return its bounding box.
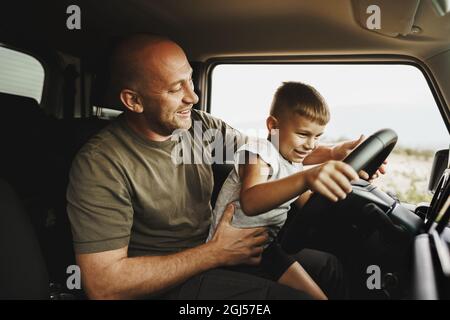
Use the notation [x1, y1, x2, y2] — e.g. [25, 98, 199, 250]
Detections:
[239, 153, 310, 216]
[303, 135, 364, 165]
[294, 190, 313, 208]
[302, 145, 334, 165]
[303, 135, 387, 183]
[239, 153, 358, 216]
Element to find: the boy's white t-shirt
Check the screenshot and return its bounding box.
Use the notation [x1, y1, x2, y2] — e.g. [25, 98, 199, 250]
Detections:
[207, 138, 303, 242]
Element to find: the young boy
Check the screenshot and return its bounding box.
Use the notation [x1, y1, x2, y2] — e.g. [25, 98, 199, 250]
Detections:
[207, 82, 361, 300]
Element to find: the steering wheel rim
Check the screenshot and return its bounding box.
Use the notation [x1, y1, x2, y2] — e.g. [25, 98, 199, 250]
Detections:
[343, 128, 397, 177]
[281, 129, 398, 254]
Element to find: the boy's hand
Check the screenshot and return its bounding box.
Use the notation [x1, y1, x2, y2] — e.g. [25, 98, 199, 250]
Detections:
[304, 160, 359, 202]
[330, 135, 364, 161]
[331, 135, 387, 182]
[210, 204, 269, 266]
[359, 160, 388, 182]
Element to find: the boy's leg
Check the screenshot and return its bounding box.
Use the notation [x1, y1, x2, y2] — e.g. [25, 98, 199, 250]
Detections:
[278, 207, 348, 299]
[278, 261, 328, 300]
[214, 243, 345, 299]
[159, 268, 314, 300]
[289, 248, 347, 299]
[261, 242, 329, 300]
[260, 242, 296, 280]
[159, 247, 345, 300]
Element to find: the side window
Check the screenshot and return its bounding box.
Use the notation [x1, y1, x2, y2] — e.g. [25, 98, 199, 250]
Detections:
[0, 46, 45, 103]
[210, 64, 449, 204]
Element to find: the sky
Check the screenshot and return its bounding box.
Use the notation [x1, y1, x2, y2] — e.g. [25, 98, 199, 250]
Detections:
[211, 64, 449, 151]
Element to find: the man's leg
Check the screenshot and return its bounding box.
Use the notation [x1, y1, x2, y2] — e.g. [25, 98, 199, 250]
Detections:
[160, 268, 313, 300]
[289, 248, 347, 299]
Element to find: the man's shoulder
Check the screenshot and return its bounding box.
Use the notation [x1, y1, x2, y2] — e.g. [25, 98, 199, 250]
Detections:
[191, 109, 224, 130]
[75, 118, 125, 163]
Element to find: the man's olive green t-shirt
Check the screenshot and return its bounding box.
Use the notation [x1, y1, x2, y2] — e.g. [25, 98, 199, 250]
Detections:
[67, 110, 245, 257]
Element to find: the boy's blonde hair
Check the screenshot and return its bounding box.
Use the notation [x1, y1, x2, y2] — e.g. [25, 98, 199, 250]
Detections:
[270, 82, 330, 125]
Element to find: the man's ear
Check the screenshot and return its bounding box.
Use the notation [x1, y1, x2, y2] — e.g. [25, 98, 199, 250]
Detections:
[120, 89, 144, 113]
[266, 115, 279, 134]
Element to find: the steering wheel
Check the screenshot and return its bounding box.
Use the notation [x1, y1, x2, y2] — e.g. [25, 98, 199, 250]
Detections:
[343, 128, 397, 178]
[279, 129, 421, 300]
[281, 128, 398, 253]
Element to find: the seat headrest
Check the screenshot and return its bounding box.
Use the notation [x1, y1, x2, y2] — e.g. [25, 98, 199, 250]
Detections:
[0, 92, 42, 118]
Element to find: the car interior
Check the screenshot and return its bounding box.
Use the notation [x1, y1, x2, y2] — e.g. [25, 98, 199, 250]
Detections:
[0, 0, 449, 300]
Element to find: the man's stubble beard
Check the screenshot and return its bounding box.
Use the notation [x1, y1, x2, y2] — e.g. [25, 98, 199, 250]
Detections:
[145, 109, 192, 136]
[141, 95, 192, 135]
[175, 116, 192, 131]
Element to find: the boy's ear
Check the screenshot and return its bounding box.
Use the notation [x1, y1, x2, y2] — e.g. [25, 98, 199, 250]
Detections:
[120, 89, 144, 113]
[266, 115, 279, 132]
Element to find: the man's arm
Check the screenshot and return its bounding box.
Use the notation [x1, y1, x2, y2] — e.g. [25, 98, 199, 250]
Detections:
[77, 244, 216, 300]
[77, 204, 268, 300]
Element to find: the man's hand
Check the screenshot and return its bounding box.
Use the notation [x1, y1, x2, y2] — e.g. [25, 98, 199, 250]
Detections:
[304, 160, 359, 202]
[210, 204, 269, 266]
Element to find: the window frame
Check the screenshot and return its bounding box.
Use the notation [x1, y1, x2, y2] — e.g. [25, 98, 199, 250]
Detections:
[204, 55, 450, 134]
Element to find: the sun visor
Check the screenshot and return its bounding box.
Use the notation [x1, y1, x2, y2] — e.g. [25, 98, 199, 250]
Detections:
[352, 0, 421, 37]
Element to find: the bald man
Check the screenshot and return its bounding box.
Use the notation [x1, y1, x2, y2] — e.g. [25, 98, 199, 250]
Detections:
[67, 34, 345, 300]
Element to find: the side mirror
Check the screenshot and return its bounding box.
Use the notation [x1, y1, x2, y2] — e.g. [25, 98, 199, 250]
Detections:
[428, 149, 449, 193]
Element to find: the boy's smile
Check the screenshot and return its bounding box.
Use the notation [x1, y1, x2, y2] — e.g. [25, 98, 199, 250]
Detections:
[270, 114, 326, 163]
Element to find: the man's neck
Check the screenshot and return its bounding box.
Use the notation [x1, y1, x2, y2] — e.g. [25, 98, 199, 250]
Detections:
[124, 112, 171, 142]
